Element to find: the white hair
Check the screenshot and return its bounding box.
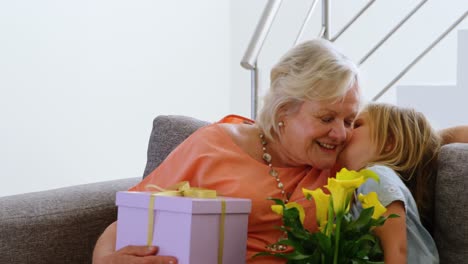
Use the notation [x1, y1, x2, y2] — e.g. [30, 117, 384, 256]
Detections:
[257, 38, 361, 140]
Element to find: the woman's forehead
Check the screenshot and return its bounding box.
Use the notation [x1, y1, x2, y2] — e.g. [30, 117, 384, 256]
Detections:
[302, 97, 359, 117]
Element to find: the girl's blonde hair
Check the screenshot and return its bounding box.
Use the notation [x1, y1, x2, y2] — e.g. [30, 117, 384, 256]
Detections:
[364, 103, 441, 229]
[257, 39, 361, 140]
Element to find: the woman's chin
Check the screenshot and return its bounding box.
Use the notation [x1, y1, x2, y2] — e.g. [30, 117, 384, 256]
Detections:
[311, 159, 337, 170]
[346, 163, 366, 171]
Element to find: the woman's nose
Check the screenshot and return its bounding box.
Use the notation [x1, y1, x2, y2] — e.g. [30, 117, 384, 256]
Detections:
[329, 122, 348, 142]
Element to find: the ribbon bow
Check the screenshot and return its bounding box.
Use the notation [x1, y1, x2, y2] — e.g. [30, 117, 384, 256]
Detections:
[146, 181, 217, 198]
[145, 182, 226, 264]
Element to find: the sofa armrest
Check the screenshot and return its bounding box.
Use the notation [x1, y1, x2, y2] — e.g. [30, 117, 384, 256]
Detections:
[434, 143, 468, 263]
[0, 177, 140, 264]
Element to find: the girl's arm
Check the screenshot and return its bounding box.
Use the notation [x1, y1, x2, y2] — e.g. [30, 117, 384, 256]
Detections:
[373, 201, 407, 264]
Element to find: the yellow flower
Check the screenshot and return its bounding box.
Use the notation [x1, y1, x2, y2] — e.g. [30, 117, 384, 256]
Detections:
[358, 192, 387, 219]
[326, 168, 379, 215]
[336, 168, 380, 183]
[271, 202, 306, 224]
[326, 178, 350, 215]
[303, 188, 330, 230]
[271, 205, 283, 215]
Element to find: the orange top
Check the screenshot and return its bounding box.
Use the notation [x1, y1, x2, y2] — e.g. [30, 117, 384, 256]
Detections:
[130, 115, 331, 264]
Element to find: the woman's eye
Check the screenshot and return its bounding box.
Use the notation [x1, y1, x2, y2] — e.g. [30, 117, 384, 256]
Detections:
[321, 117, 333, 123]
[353, 122, 362, 128]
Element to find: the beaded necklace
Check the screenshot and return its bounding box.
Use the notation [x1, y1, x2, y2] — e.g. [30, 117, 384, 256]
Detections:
[259, 133, 288, 203]
[260, 132, 290, 251]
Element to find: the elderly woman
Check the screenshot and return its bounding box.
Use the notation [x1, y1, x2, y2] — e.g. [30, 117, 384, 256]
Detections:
[93, 39, 361, 264]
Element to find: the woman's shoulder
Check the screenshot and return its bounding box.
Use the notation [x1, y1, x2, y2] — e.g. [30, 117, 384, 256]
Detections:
[182, 116, 257, 155]
[217, 114, 254, 125]
[217, 121, 263, 162]
[189, 114, 254, 140]
[162, 114, 262, 167]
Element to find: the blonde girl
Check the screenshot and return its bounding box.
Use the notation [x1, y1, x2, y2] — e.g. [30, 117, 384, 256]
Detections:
[339, 103, 442, 264]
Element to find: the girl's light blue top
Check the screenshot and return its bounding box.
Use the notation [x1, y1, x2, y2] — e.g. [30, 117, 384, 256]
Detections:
[351, 165, 439, 264]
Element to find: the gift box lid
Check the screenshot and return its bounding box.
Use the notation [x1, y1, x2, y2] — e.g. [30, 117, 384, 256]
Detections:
[116, 191, 251, 214]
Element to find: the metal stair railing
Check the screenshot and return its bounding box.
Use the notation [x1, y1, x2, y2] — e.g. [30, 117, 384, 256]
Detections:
[240, 0, 283, 119]
[357, 0, 428, 65]
[295, 0, 319, 45]
[372, 10, 467, 100]
[241, 0, 468, 119]
[329, 0, 376, 43]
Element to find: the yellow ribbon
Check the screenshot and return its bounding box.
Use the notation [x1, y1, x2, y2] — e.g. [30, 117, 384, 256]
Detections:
[145, 182, 225, 264]
[218, 199, 226, 264]
[146, 181, 217, 198]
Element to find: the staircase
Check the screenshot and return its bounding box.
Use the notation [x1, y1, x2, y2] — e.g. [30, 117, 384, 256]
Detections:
[241, 1, 467, 121]
[396, 29, 468, 129]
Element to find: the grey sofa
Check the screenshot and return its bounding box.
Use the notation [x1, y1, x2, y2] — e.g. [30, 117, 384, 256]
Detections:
[0, 115, 467, 264]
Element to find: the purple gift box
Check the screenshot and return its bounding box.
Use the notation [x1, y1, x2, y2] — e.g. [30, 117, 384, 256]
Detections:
[116, 191, 252, 264]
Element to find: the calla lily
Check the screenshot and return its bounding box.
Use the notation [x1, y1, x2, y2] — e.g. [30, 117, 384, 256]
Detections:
[303, 188, 330, 230]
[326, 168, 380, 215]
[336, 168, 380, 183]
[271, 202, 306, 224]
[271, 204, 284, 215]
[326, 178, 350, 215]
[262, 168, 393, 264]
[358, 192, 387, 219]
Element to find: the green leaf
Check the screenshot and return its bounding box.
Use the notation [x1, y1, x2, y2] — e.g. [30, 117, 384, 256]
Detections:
[314, 232, 333, 256]
[268, 197, 285, 206]
[283, 207, 310, 240]
[347, 207, 374, 231]
[387, 213, 400, 218]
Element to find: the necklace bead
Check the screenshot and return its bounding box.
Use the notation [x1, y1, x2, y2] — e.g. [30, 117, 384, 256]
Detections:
[269, 169, 278, 177]
[260, 133, 288, 203]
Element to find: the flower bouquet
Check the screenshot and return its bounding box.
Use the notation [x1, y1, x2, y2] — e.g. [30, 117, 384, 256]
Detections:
[256, 168, 398, 264]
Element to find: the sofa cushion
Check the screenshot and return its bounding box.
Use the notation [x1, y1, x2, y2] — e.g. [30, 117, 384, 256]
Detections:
[433, 143, 468, 263]
[142, 115, 209, 178]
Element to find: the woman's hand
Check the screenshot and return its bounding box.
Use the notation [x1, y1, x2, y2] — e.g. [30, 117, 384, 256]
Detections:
[94, 245, 177, 264]
[92, 221, 177, 264]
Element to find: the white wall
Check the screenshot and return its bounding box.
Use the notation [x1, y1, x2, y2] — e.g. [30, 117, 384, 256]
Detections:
[1, 0, 467, 196]
[396, 30, 468, 130]
[0, 0, 230, 196]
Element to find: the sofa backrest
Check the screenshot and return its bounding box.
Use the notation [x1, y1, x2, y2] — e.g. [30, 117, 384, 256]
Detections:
[433, 143, 468, 263]
[142, 115, 209, 178]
